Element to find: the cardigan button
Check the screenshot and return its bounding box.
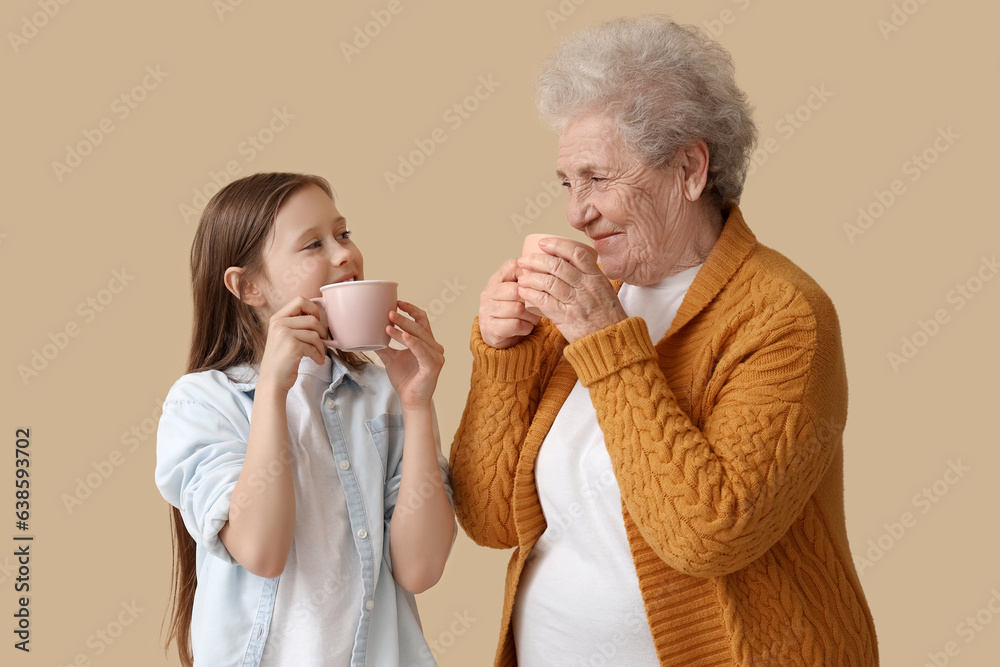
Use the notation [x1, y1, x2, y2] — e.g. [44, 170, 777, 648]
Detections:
[357, 528, 368, 539]
[325, 399, 335, 409]
[365, 599, 375, 611]
[339, 460, 350, 470]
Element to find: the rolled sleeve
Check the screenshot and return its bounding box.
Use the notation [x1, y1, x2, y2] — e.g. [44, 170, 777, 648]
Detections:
[154, 372, 254, 565]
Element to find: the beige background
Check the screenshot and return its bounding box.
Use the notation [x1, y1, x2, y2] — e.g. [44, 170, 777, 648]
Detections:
[1, 0, 997, 665]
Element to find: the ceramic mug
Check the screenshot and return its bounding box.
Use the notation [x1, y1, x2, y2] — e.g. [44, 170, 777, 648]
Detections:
[520, 234, 599, 315]
[310, 280, 398, 351]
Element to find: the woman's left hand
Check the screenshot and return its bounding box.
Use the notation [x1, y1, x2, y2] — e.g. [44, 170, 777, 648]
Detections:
[374, 301, 445, 410]
[517, 237, 627, 344]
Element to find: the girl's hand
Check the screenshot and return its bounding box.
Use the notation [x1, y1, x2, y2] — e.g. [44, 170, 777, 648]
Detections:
[516, 237, 626, 344]
[374, 301, 444, 410]
[257, 296, 328, 395]
[479, 258, 541, 349]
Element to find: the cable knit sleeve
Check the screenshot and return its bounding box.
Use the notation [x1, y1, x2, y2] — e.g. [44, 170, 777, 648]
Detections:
[564, 281, 847, 577]
[449, 318, 566, 549]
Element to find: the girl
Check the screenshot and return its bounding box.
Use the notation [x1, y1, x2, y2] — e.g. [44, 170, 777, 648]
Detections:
[155, 172, 455, 667]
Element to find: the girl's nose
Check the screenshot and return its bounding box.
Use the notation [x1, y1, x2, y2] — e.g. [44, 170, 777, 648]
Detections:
[330, 244, 354, 267]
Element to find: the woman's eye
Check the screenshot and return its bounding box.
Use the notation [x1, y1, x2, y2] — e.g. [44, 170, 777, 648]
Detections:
[591, 177, 606, 183]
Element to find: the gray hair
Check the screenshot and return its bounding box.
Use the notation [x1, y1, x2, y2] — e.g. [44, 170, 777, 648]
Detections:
[537, 15, 758, 208]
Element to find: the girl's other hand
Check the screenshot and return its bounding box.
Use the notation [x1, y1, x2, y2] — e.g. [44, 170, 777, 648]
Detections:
[257, 296, 328, 395]
[374, 301, 444, 410]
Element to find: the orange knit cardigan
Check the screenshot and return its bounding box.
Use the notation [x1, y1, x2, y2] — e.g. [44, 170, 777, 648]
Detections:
[449, 206, 878, 666]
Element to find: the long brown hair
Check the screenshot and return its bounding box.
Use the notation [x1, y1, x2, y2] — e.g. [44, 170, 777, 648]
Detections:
[165, 172, 367, 666]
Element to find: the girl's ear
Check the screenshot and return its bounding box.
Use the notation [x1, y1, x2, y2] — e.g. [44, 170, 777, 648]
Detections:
[224, 267, 267, 307]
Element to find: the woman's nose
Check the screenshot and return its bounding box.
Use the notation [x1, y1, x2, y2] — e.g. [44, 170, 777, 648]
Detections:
[567, 191, 598, 230]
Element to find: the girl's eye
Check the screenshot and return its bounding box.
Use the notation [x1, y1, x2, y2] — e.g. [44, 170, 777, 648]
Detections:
[338, 230, 353, 241]
[305, 240, 322, 250]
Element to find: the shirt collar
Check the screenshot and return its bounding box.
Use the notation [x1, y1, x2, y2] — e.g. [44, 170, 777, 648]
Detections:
[226, 352, 369, 394]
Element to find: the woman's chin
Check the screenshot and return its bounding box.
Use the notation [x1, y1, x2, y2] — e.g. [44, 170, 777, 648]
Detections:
[598, 260, 626, 283]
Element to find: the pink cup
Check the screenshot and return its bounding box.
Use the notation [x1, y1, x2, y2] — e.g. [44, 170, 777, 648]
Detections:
[522, 234, 599, 261]
[520, 234, 599, 315]
[310, 280, 398, 351]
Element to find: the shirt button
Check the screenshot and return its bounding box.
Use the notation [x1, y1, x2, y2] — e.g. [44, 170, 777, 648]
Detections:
[365, 599, 375, 611]
[357, 528, 368, 539]
[325, 399, 335, 409]
[339, 460, 350, 470]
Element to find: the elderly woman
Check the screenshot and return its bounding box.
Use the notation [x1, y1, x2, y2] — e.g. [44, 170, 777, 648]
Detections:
[449, 15, 878, 667]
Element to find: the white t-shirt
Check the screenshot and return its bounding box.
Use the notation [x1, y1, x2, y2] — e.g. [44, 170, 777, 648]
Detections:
[512, 264, 702, 667]
[260, 356, 362, 666]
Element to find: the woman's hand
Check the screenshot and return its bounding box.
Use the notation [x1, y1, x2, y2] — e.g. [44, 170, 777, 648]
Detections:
[374, 301, 445, 410]
[257, 296, 329, 394]
[479, 258, 542, 349]
[517, 237, 626, 344]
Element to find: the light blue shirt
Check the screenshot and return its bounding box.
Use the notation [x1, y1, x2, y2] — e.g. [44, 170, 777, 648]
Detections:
[155, 355, 452, 667]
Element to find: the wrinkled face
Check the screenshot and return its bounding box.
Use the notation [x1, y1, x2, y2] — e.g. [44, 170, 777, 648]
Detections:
[556, 114, 700, 285]
[255, 184, 364, 318]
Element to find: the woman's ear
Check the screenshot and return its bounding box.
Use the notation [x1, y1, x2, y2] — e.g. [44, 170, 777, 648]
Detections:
[224, 267, 267, 307]
[678, 139, 711, 202]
